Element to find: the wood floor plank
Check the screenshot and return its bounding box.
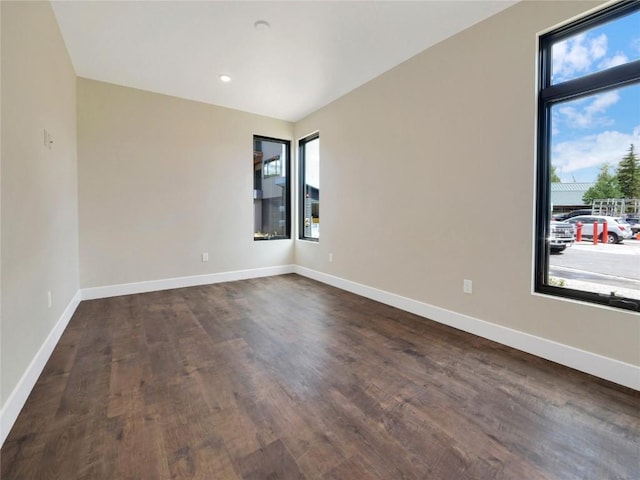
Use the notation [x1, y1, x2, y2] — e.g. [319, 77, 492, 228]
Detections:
[322, 453, 385, 480]
[2, 274, 638, 479]
[114, 405, 171, 480]
[76, 415, 120, 480]
[237, 439, 305, 480]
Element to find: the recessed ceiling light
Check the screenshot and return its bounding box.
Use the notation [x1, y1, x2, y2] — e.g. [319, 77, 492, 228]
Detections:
[254, 20, 270, 31]
[219, 74, 231, 83]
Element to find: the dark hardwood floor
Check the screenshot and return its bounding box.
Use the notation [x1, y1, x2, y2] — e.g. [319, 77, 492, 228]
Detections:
[2, 274, 639, 479]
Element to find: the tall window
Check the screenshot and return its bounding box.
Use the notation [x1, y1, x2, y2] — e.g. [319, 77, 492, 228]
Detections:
[253, 136, 290, 240]
[536, 1, 640, 311]
[299, 133, 320, 241]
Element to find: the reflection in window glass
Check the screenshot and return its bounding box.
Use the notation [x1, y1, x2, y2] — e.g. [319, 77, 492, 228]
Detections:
[299, 133, 320, 240]
[253, 136, 290, 240]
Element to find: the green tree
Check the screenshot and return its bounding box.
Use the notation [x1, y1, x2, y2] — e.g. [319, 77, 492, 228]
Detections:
[616, 144, 640, 199]
[551, 165, 561, 183]
[583, 163, 622, 203]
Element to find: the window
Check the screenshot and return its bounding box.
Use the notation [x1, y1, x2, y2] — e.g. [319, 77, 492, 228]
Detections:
[264, 155, 282, 178]
[253, 136, 290, 240]
[299, 133, 320, 241]
[536, 1, 640, 311]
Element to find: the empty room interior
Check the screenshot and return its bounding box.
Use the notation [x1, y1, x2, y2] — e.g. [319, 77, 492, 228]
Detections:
[1, 0, 639, 479]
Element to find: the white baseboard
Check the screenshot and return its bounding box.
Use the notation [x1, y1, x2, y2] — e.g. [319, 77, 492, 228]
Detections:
[294, 266, 640, 391]
[0, 290, 82, 446]
[81, 265, 296, 300]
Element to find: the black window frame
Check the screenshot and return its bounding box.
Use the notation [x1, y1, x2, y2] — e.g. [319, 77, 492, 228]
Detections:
[535, 0, 640, 311]
[299, 132, 320, 242]
[253, 135, 291, 240]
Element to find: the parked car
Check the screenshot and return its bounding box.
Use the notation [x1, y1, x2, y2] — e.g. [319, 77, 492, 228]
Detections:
[552, 209, 592, 221]
[623, 216, 640, 235]
[565, 215, 633, 243]
[549, 221, 575, 253]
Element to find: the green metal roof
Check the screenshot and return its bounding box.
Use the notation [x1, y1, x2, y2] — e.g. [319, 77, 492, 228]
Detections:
[550, 182, 595, 207]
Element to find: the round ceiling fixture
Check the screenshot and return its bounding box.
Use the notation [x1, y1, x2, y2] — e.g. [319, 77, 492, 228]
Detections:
[219, 74, 231, 83]
[254, 20, 270, 31]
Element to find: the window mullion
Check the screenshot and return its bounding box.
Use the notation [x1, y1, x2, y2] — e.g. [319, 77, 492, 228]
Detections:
[541, 60, 640, 103]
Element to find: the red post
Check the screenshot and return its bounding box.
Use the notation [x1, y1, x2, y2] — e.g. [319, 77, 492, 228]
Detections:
[602, 220, 608, 243]
[593, 221, 598, 245]
[576, 222, 583, 242]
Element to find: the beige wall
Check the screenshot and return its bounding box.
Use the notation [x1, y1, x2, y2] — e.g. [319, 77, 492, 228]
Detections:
[1, 1, 79, 406]
[77, 79, 294, 288]
[294, 0, 640, 366]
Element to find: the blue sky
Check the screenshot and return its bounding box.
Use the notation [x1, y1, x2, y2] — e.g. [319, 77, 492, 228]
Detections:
[551, 10, 640, 183]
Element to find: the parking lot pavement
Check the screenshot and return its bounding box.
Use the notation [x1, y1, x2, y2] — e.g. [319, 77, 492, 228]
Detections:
[550, 238, 640, 300]
[572, 238, 640, 255]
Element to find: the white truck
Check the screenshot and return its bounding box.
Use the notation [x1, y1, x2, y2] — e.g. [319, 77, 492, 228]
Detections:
[549, 221, 575, 253]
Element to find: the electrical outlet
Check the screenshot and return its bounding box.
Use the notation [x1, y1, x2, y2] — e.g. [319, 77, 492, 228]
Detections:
[463, 279, 473, 294]
[329, 253, 333, 263]
[201, 252, 209, 262]
[47, 290, 52, 308]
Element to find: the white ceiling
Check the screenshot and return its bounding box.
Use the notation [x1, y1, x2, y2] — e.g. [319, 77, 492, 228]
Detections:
[51, 1, 516, 122]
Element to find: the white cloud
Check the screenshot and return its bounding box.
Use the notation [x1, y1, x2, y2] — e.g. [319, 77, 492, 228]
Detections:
[553, 126, 640, 177]
[599, 53, 630, 69]
[552, 33, 607, 82]
[556, 91, 620, 129]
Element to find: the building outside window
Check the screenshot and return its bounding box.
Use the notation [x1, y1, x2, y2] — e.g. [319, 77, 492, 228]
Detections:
[253, 136, 290, 240]
[535, 1, 640, 311]
[299, 133, 320, 241]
